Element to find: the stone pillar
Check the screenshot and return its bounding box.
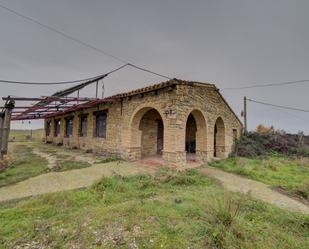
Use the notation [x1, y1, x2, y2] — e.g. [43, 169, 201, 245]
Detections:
[163, 127, 186, 167]
[72, 114, 79, 147]
[196, 150, 208, 163]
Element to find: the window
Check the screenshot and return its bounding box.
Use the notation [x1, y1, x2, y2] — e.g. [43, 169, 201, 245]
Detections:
[233, 129, 238, 142]
[65, 117, 74, 138]
[54, 119, 61, 137]
[94, 111, 107, 138]
[46, 120, 51, 136]
[79, 115, 88, 137]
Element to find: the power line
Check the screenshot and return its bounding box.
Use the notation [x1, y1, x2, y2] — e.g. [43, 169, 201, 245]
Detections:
[0, 2, 127, 64]
[248, 98, 309, 113]
[221, 79, 309, 90]
[0, 2, 171, 80]
[127, 64, 171, 80]
[0, 64, 129, 85]
[267, 105, 309, 123]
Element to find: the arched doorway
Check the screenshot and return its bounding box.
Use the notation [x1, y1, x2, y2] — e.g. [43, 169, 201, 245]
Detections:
[185, 110, 207, 163]
[129, 107, 164, 161]
[214, 117, 225, 158]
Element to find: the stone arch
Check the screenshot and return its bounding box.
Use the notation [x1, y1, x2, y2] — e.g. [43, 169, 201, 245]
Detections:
[214, 117, 225, 158]
[185, 109, 208, 163]
[129, 106, 165, 160]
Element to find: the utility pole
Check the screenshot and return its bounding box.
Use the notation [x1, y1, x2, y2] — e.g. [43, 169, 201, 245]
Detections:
[0, 100, 14, 160]
[243, 96, 247, 133]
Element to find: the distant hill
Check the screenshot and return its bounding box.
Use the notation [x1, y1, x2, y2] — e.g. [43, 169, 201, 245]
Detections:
[9, 129, 44, 142]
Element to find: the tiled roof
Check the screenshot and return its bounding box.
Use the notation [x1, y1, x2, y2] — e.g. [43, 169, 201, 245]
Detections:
[45, 79, 242, 126]
[111, 79, 216, 98]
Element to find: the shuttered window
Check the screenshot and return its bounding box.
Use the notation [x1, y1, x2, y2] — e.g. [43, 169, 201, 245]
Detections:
[54, 119, 61, 137]
[65, 117, 74, 137]
[233, 129, 238, 141]
[94, 111, 107, 138]
[46, 120, 51, 136]
[79, 115, 88, 137]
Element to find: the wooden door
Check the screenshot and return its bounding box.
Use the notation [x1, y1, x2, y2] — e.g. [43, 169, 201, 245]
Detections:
[157, 120, 164, 154]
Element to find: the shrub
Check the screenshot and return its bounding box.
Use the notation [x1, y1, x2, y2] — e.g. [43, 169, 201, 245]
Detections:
[233, 130, 309, 158]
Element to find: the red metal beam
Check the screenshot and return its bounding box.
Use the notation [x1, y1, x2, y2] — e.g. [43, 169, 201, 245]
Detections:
[2, 96, 93, 102]
[9, 97, 116, 120]
[1, 105, 76, 109]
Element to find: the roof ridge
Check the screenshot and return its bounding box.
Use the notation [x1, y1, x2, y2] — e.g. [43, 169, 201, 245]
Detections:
[110, 79, 215, 99]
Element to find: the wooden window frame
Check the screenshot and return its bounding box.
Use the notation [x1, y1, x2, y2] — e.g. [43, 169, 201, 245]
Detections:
[46, 120, 51, 136]
[54, 119, 61, 137]
[65, 116, 74, 138]
[93, 110, 107, 138]
[79, 114, 88, 137]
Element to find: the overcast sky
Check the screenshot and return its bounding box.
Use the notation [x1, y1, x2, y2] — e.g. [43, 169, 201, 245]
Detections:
[0, 0, 308, 133]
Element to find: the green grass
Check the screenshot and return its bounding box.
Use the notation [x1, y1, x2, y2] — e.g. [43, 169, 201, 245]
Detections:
[0, 144, 48, 187]
[9, 129, 44, 142]
[0, 169, 308, 249]
[0, 143, 94, 187]
[209, 155, 309, 199]
[53, 160, 92, 172]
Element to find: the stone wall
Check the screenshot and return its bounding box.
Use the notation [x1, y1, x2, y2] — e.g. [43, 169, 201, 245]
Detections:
[45, 82, 242, 167]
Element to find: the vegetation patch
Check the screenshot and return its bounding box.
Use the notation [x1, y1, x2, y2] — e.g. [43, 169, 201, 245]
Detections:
[0, 145, 48, 187]
[94, 154, 121, 164]
[9, 129, 44, 142]
[0, 169, 308, 248]
[233, 129, 309, 158]
[52, 160, 92, 172]
[209, 155, 309, 200]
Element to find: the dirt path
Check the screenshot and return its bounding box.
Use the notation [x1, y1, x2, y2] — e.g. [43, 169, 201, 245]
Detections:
[32, 148, 57, 168]
[200, 167, 309, 214]
[0, 161, 154, 203]
[32, 146, 101, 169]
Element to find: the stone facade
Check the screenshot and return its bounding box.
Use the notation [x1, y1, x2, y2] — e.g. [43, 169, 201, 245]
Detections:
[44, 80, 243, 167]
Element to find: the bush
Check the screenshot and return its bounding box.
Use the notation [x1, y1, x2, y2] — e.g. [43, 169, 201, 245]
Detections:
[233, 131, 309, 158]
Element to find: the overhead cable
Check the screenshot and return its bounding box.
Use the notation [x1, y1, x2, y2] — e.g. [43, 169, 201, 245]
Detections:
[248, 98, 309, 113]
[0, 3, 171, 80]
[221, 79, 309, 90]
[0, 64, 129, 85]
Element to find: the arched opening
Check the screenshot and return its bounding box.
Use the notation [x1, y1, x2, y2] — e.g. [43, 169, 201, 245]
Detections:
[129, 107, 164, 163]
[185, 110, 207, 163]
[186, 113, 197, 161]
[214, 117, 225, 158]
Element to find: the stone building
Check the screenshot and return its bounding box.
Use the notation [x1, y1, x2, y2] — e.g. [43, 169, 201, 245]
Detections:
[44, 79, 242, 167]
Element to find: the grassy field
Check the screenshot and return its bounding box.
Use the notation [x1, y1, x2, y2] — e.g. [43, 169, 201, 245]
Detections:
[0, 143, 93, 187]
[0, 169, 308, 248]
[9, 129, 44, 142]
[0, 144, 49, 187]
[209, 155, 309, 200]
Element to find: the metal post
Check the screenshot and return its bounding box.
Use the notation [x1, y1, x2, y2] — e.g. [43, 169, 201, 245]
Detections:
[0, 113, 4, 157]
[95, 81, 98, 99]
[77, 90, 80, 105]
[1, 100, 14, 159]
[244, 96, 247, 133]
[102, 81, 105, 99]
[1, 109, 12, 158]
